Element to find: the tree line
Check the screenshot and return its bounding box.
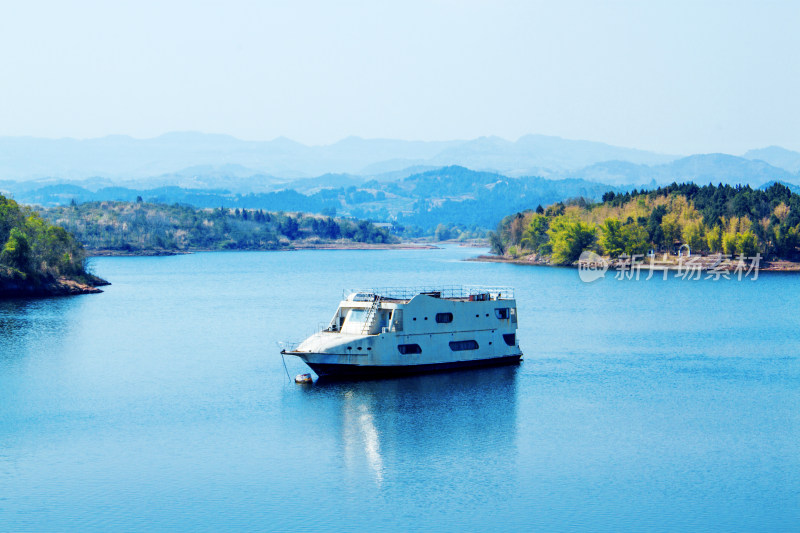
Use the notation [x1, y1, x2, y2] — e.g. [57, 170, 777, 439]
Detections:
[492, 182, 800, 264]
[39, 201, 398, 253]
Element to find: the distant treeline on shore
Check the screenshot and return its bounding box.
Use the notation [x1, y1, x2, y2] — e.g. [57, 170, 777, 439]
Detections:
[3, 165, 621, 237]
[39, 200, 399, 253]
[492, 182, 800, 264]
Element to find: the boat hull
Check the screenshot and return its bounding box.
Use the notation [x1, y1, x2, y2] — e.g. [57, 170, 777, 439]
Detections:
[304, 354, 522, 379]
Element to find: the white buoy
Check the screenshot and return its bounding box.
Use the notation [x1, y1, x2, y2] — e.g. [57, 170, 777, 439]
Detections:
[295, 373, 312, 384]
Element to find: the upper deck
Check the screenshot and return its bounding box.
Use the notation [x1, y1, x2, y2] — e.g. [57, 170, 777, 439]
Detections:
[343, 285, 515, 304]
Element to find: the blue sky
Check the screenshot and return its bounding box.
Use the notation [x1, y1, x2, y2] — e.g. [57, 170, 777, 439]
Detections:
[0, 0, 798, 154]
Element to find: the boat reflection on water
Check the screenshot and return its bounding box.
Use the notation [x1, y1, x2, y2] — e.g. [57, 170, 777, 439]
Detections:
[342, 389, 385, 484]
[303, 366, 520, 487]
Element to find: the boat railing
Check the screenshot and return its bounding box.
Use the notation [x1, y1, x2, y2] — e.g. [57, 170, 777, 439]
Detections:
[278, 321, 336, 353]
[343, 285, 515, 301]
[277, 340, 301, 353]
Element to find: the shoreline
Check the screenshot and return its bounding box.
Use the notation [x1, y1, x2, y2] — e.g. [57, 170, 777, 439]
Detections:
[468, 254, 800, 272]
[0, 274, 110, 298]
[286, 242, 438, 251]
[86, 242, 439, 257]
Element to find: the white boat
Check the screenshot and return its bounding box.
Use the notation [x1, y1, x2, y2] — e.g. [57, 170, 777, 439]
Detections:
[280, 286, 522, 378]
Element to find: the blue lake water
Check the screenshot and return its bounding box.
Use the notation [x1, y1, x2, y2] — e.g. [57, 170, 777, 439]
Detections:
[1, 245, 799, 531]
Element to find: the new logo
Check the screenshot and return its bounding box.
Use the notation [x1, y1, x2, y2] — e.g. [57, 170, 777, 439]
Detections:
[577, 251, 609, 283]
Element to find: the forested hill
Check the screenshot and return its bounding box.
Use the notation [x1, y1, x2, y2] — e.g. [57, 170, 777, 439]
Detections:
[39, 201, 398, 254]
[492, 182, 800, 264]
[3, 166, 621, 232]
[0, 194, 106, 296]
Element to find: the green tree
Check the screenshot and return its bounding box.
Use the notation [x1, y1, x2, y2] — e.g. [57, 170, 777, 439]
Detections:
[737, 231, 759, 257]
[707, 225, 723, 252]
[599, 218, 624, 257]
[683, 221, 706, 254]
[722, 231, 739, 255]
[488, 231, 505, 255]
[508, 214, 525, 245]
[722, 231, 739, 256]
[520, 214, 549, 253]
[620, 224, 650, 256]
[434, 224, 452, 241]
[547, 217, 596, 265]
[660, 213, 682, 248]
[1, 228, 32, 272]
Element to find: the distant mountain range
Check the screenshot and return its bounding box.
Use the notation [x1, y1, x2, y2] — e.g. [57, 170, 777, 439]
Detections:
[1, 132, 797, 189]
[2, 132, 799, 232]
[1, 166, 624, 231]
[566, 153, 800, 187]
[743, 146, 800, 174]
[0, 131, 679, 181]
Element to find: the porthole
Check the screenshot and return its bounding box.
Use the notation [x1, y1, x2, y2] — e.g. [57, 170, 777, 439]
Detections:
[435, 312, 453, 323]
[397, 344, 422, 354]
[449, 340, 479, 351]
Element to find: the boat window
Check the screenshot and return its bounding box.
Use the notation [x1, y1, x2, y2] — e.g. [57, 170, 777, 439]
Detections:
[502, 333, 516, 346]
[391, 310, 403, 332]
[495, 308, 510, 319]
[377, 310, 390, 331]
[341, 308, 369, 334]
[435, 312, 453, 323]
[397, 344, 422, 354]
[449, 340, 479, 351]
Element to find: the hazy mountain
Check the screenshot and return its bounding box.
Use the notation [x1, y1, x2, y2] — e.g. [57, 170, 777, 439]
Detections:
[563, 160, 654, 186]
[2, 165, 621, 230]
[0, 132, 306, 180]
[281, 166, 444, 194]
[282, 173, 369, 194]
[0, 176, 117, 195]
[358, 159, 441, 175]
[659, 154, 795, 186]
[2, 132, 796, 197]
[0, 132, 677, 181]
[758, 180, 800, 194]
[428, 134, 677, 176]
[743, 146, 800, 173]
[123, 165, 290, 193]
[319, 136, 460, 163]
[566, 154, 796, 187]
